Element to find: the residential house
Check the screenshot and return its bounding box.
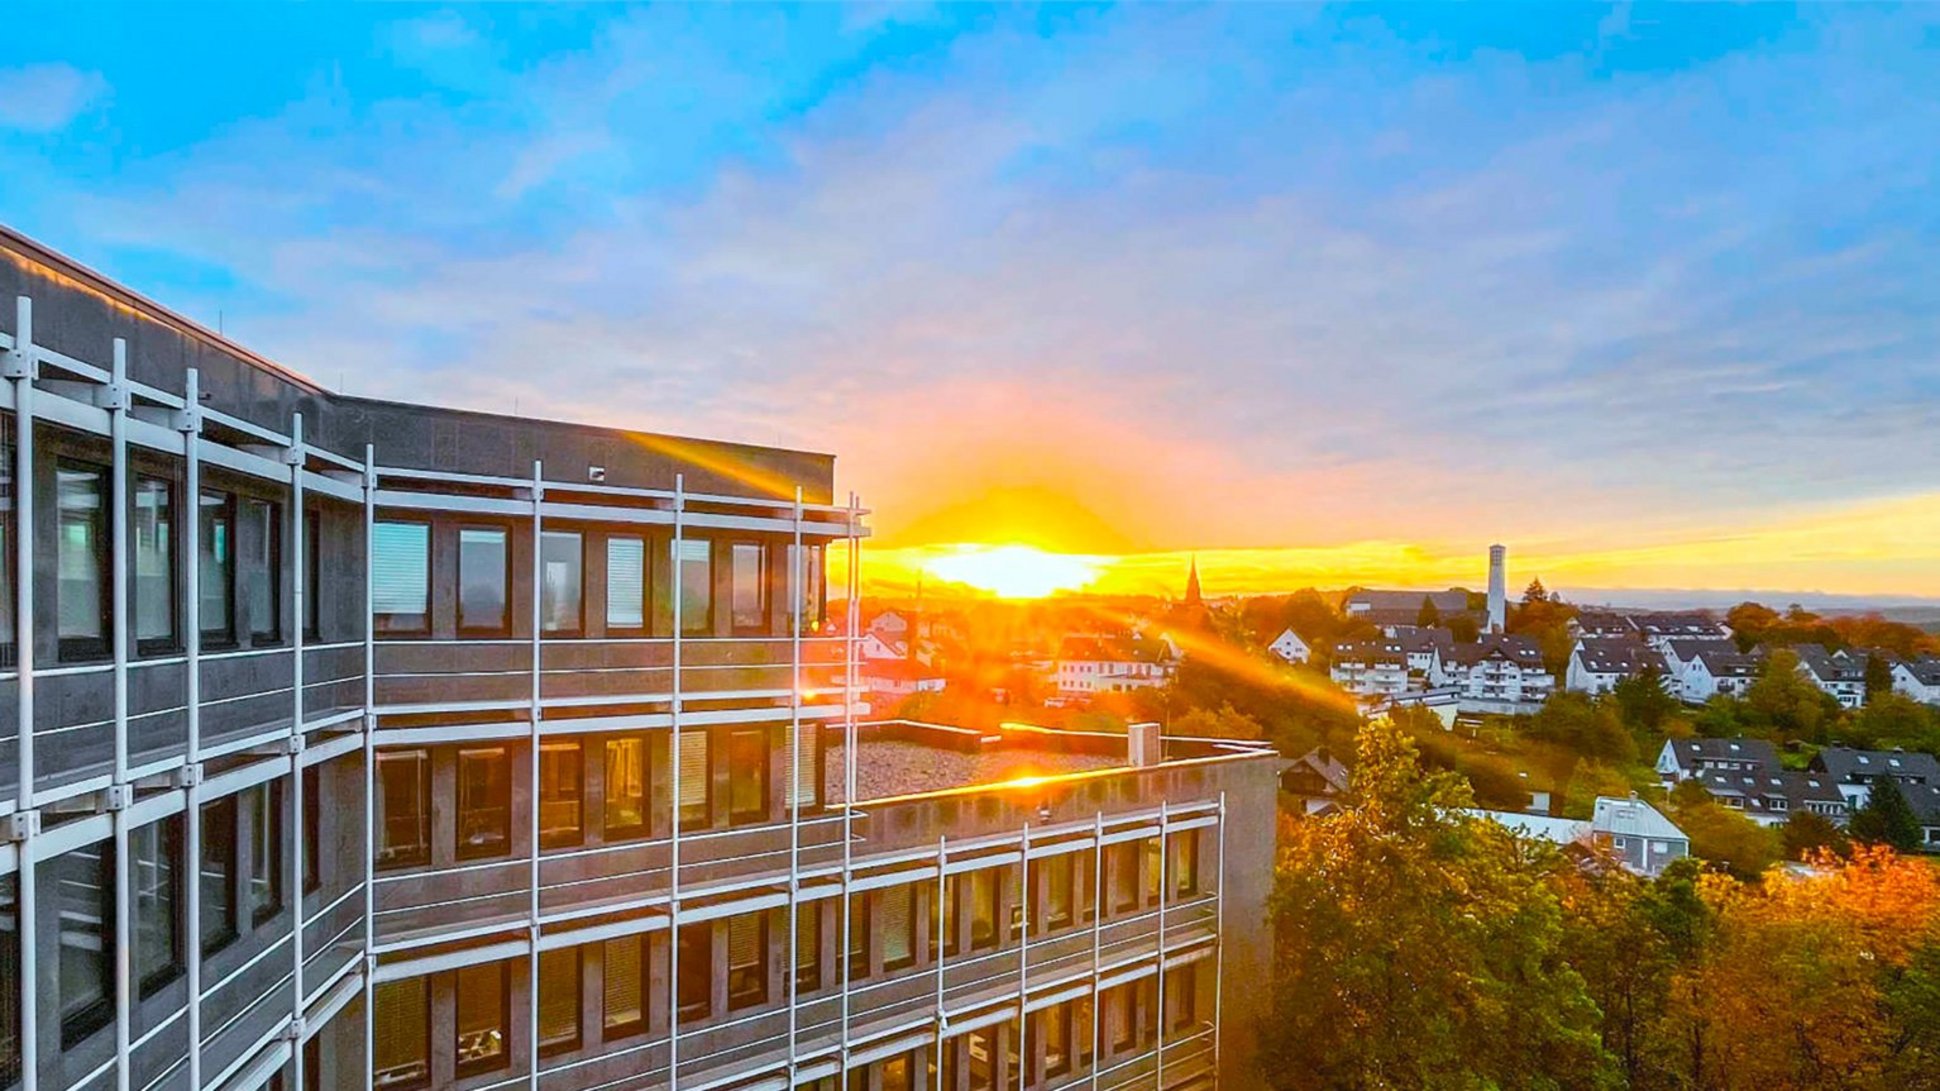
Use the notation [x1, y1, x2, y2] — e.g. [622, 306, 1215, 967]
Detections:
[1281, 746, 1351, 815]
[860, 657, 948, 700]
[1344, 588, 1474, 630]
[1053, 634, 1179, 695]
[858, 630, 909, 662]
[1432, 634, 1554, 710]
[1808, 746, 1940, 809]
[1566, 637, 1668, 696]
[1632, 612, 1732, 649]
[1330, 638, 1411, 697]
[1471, 797, 1691, 878]
[1389, 625, 1455, 681]
[1656, 737, 1779, 782]
[868, 609, 910, 640]
[1792, 644, 1870, 710]
[1694, 769, 1850, 827]
[1893, 656, 1940, 705]
[1267, 627, 1312, 665]
[1679, 648, 1762, 703]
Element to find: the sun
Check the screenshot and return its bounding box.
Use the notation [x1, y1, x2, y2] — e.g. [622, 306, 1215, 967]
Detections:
[922, 544, 1099, 599]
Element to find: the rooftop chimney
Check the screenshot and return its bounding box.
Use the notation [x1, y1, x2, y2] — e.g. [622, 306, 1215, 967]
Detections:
[1129, 722, 1162, 768]
[1486, 544, 1507, 634]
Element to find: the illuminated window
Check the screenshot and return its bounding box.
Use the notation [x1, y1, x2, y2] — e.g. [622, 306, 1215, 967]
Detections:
[795, 903, 821, 993]
[728, 913, 768, 1010]
[539, 740, 584, 849]
[372, 978, 429, 1088]
[603, 934, 648, 1038]
[375, 749, 431, 868]
[728, 728, 768, 825]
[604, 736, 650, 838]
[1042, 853, 1074, 930]
[677, 539, 711, 635]
[537, 947, 581, 1056]
[455, 961, 509, 1076]
[881, 884, 916, 971]
[456, 747, 511, 859]
[606, 536, 647, 629]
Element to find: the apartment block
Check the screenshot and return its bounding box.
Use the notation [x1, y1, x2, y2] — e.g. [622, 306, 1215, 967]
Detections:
[0, 228, 1277, 1091]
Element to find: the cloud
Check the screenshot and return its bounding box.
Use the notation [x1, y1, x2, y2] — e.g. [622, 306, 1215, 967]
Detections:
[0, 63, 107, 132]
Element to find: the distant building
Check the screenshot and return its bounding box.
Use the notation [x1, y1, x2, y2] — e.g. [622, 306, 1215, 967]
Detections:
[1388, 625, 1454, 679]
[1892, 656, 1940, 705]
[1656, 737, 1779, 782]
[1471, 796, 1691, 877]
[1281, 746, 1351, 815]
[1792, 644, 1870, 710]
[1679, 647, 1762, 703]
[868, 609, 910, 639]
[1267, 627, 1312, 665]
[1694, 769, 1850, 827]
[1330, 638, 1411, 697]
[1054, 634, 1178, 695]
[1631, 612, 1732, 650]
[1343, 589, 1474, 630]
[1566, 637, 1669, 696]
[858, 631, 909, 662]
[1808, 746, 1940, 810]
[1486, 544, 1507, 634]
[860, 657, 948, 700]
[1432, 634, 1554, 711]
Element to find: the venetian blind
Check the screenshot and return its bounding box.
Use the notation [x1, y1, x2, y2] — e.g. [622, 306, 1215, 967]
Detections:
[607, 537, 645, 628]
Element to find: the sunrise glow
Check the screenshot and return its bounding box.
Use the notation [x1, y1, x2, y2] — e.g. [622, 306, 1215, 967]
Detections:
[919, 544, 1100, 599]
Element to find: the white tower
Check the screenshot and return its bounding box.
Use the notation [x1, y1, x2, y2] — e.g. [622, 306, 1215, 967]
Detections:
[1486, 544, 1507, 634]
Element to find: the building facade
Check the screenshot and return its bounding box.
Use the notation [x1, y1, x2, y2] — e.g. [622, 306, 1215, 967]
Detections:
[0, 229, 1276, 1091]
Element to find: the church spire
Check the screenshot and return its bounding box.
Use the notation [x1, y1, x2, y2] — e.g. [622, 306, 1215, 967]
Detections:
[1185, 555, 1203, 606]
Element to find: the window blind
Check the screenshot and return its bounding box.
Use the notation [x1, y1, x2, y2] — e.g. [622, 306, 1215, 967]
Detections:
[678, 731, 709, 810]
[791, 724, 819, 808]
[607, 537, 645, 628]
[371, 523, 429, 617]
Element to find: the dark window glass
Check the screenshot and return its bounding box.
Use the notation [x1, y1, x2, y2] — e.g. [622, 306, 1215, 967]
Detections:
[677, 923, 711, 1023]
[0, 423, 13, 670]
[56, 462, 110, 659]
[57, 841, 114, 1048]
[1108, 983, 1134, 1053]
[302, 763, 321, 894]
[881, 884, 916, 971]
[789, 543, 825, 635]
[303, 1035, 321, 1091]
[538, 740, 583, 849]
[243, 497, 280, 642]
[0, 874, 18, 1083]
[303, 509, 321, 640]
[375, 750, 431, 868]
[198, 490, 234, 645]
[1169, 830, 1198, 898]
[371, 521, 429, 634]
[727, 728, 768, 825]
[602, 934, 647, 1038]
[1076, 992, 1094, 1066]
[676, 539, 711, 635]
[1145, 837, 1161, 907]
[603, 737, 649, 839]
[133, 814, 183, 995]
[1168, 961, 1198, 1032]
[372, 977, 430, 1088]
[794, 903, 820, 994]
[455, 961, 509, 1076]
[942, 874, 960, 958]
[606, 535, 646, 630]
[537, 946, 582, 1056]
[201, 794, 238, 953]
[967, 1027, 996, 1091]
[245, 780, 283, 925]
[457, 747, 511, 859]
[677, 730, 709, 830]
[134, 475, 176, 651]
[969, 868, 1000, 951]
[1109, 842, 1139, 914]
[729, 541, 768, 632]
[1044, 1001, 1072, 1076]
[846, 892, 870, 980]
[1043, 853, 1074, 931]
[727, 913, 768, 1010]
[540, 530, 582, 634]
[458, 527, 508, 633]
[881, 1054, 913, 1091]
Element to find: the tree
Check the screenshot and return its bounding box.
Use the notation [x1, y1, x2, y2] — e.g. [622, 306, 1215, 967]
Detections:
[1523, 577, 1551, 605]
[1849, 692, 1940, 752]
[1781, 810, 1850, 860]
[1673, 800, 1781, 880]
[1865, 652, 1896, 705]
[1613, 669, 1680, 738]
[1850, 776, 1924, 853]
[1171, 703, 1263, 741]
[1416, 595, 1441, 628]
[1739, 649, 1842, 743]
[1447, 613, 1480, 644]
[1262, 719, 1614, 1090]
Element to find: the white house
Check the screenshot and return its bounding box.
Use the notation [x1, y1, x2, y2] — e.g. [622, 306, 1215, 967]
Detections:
[868, 610, 910, 639]
[1893, 656, 1940, 705]
[1808, 746, 1940, 810]
[1432, 634, 1554, 709]
[858, 632, 908, 662]
[1679, 648, 1761, 703]
[1566, 637, 1668, 696]
[1054, 635, 1178, 695]
[1389, 626, 1454, 680]
[1632, 612, 1732, 651]
[860, 658, 946, 699]
[1792, 644, 1869, 710]
[1655, 737, 1777, 782]
[1470, 796, 1691, 877]
[1267, 627, 1312, 665]
[1330, 639, 1411, 697]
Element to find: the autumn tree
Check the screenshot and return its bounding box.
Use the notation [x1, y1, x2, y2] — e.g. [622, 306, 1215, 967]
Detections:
[1850, 776, 1924, 852]
[1262, 718, 1613, 1090]
[1781, 810, 1850, 859]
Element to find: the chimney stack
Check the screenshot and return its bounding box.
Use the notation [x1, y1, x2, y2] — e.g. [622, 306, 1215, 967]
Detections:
[1486, 544, 1507, 634]
[1129, 722, 1163, 767]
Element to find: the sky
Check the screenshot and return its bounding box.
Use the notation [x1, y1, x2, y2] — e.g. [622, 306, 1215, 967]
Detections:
[3, 3, 1939, 601]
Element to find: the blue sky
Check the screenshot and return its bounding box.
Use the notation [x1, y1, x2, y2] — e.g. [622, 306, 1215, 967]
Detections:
[4, 3, 1940, 595]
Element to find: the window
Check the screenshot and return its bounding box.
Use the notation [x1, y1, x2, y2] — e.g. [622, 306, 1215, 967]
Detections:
[245, 780, 283, 925]
[1107, 983, 1135, 1053]
[603, 934, 648, 1038]
[540, 530, 583, 634]
[789, 723, 821, 811]
[967, 1027, 997, 1091]
[881, 1054, 913, 1091]
[375, 750, 431, 868]
[676, 538, 711, 635]
[243, 497, 281, 642]
[457, 747, 511, 859]
[455, 961, 509, 1076]
[132, 814, 183, 996]
[0, 875, 16, 1083]
[1043, 1001, 1072, 1077]
[537, 946, 582, 1056]
[57, 841, 114, 1048]
[0, 424, 11, 671]
[603, 736, 649, 838]
[372, 521, 430, 634]
[1144, 838, 1161, 906]
[1043, 853, 1074, 931]
[303, 509, 321, 640]
[133, 475, 176, 652]
[677, 923, 711, 1023]
[198, 490, 234, 645]
[969, 868, 1001, 951]
[789, 543, 825, 634]
[606, 535, 646, 629]
[1076, 992, 1095, 1066]
[1168, 962, 1198, 1032]
[727, 728, 768, 825]
[847, 891, 871, 980]
[1108, 842, 1139, 914]
[881, 884, 916, 971]
[795, 903, 821, 994]
[942, 874, 960, 957]
[538, 740, 584, 848]
[201, 794, 238, 954]
[372, 977, 430, 1088]
[302, 764, 322, 894]
[56, 462, 109, 659]
[727, 912, 768, 1010]
[1168, 830, 1198, 898]
[678, 730, 709, 830]
[458, 527, 509, 633]
[730, 541, 768, 632]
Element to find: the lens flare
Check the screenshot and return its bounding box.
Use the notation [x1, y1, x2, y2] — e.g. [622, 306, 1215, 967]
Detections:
[922, 544, 1100, 599]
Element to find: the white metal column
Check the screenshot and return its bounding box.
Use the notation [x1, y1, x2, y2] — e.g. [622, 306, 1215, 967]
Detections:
[360, 447, 377, 1090]
[8, 296, 37, 1091]
[786, 487, 803, 1082]
[528, 459, 544, 1091]
[1016, 825, 1030, 1091]
[838, 492, 859, 1079]
[1088, 813, 1103, 1091]
[1211, 792, 1226, 1083]
[288, 413, 307, 1090]
[109, 337, 132, 1091]
[183, 368, 205, 1091]
[1154, 802, 1168, 1090]
[667, 473, 685, 1091]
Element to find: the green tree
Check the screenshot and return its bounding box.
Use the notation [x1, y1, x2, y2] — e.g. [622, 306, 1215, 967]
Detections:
[1448, 613, 1480, 644]
[1523, 578, 1550, 605]
[1849, 692, 1940, 752]
[1263, 719, 1614, 1090]
[1612, 670, 1680, 738]
[1673, 800, 1781, 880]
[1850, 776, 1924, 852]
[1865, 653, 1896, 705]
[1416, 595, 1441, 628]
[1780, 810, 1850, 859]
[1171, 703, 1263, 741]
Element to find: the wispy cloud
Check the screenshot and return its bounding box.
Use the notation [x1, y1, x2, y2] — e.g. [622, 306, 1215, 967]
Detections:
[0, 63, 107, 132]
